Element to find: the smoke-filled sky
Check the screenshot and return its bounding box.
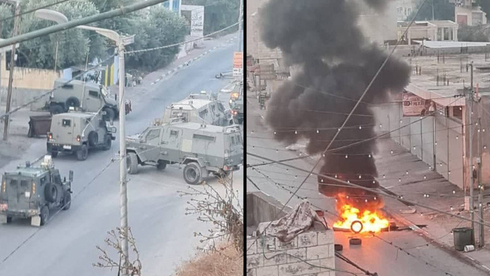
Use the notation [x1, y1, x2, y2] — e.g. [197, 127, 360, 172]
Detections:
[260, 0, 411, 183]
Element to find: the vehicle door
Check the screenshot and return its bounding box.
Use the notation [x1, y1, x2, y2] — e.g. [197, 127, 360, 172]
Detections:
[4, 177, 33, 212]
[136, 127, 162, 162]
[84, 89, 103, 112]
[160, 127, 182, 161]
[54, 117, 76, 146]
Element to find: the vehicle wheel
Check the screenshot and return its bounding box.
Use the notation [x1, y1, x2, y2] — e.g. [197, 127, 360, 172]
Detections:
[127, 152, 139, 174]
[349, 238, 362, 246]
[6, 216, 12, 223]
[62, 191, 71, 210]
[183, 162, 202, 185]
[88, 131, 98, 147]
[66, 97, 80, 110]
[51, 151, 58, 158]
[77, 145, 88, 161]
[40, 206, 49, 226]
[334, 244, 343, 252]
[157, 160, 167, 170]
[49, 104, 64, 115]
[102, 135, 112, 150]
[103, 107, 115, 121]
[44, 183, 58, 203]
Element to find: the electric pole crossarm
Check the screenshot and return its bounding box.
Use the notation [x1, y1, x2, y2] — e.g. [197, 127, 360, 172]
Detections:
[0, 0, 166, 49]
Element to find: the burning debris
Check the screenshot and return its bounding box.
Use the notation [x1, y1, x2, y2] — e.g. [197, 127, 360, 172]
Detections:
[260, 0, 410, 222]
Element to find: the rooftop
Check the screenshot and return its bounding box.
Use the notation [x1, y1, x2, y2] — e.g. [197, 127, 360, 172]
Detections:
[404, 53, 490, 106]
[53, 112, 98, 119]
[170, 99, 211, 110]
[5, 167, 46, 178]
[414, 40, 490, 49]
[172, 122, 240, 134]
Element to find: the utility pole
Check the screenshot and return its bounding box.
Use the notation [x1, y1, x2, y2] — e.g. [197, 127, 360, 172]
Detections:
[432, 0, 435, 21]
[477, 114, 484, 247]
[3, 0, 20, 141]
[467, 61, 475, 241]
[117, 38, 129, 276]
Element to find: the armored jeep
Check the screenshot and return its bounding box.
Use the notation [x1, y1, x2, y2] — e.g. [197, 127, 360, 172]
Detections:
[161, 97, 233, 127]
[126, 122, 243, 184]
[47, 111, 117, 160]
[0, 156, 73, 226]
[47, 79, 120, 120]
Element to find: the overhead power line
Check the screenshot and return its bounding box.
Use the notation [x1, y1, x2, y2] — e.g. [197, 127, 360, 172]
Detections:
[0, 0, 167, 49]
[247, 151, 490, 229]
[0, 0, 72, 24]
[125, 21, 241, 55]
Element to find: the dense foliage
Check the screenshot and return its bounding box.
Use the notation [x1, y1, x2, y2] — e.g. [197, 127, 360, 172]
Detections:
[0, 0, 188, 71]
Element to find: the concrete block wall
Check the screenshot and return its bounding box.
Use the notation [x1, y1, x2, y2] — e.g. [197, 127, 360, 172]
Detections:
[247, 224, 336, 276]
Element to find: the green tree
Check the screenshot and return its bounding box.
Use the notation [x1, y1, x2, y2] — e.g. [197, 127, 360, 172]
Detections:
[0, 4, 14, 39]
[408, 0, 454, 21]
[183, 0, 239, 35]
[126, 6, 189, 70]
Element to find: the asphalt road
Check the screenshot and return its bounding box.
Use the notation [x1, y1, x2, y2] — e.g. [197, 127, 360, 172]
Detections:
[0, 38, 243, 276]
[246, 95, 487, 276]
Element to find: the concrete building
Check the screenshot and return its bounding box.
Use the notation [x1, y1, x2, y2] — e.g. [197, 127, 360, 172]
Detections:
[247, 192, 336, 276]
[374, 50, 490, 191]
[397, 20, 458, 45]
[162, 0, 181, 14]
[454, 0, 487, 26]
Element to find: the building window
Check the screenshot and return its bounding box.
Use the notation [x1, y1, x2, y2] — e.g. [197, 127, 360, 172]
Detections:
[452, 106, 463, 121]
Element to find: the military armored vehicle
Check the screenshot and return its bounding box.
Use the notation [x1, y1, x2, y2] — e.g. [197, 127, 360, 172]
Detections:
[0, 156, 73, 226]
[47, 111, 117, 160]
[187, 90, 217, 101]
[126, 122, 243, 184]
[230, 93, 243, 124]
[160, 97, 233, 127]
[47, 79, 121, 120]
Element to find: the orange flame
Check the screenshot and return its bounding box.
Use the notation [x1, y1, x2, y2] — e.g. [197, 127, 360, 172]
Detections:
[333, 204, 389, 233]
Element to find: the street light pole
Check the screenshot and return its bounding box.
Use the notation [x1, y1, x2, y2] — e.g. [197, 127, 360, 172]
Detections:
[237, 0, 242, 52]
[3, 1, 20, 141]
[117, 38, 129, 276]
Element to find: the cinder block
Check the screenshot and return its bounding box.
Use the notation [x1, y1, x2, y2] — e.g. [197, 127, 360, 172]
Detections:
[306, 245, 330, 260]
[285, 247, 307, 263]
[276, 236, 297, 250]
[263, 251, 288, 266]
[256, 265, 279, 276]
[247, 268, 257, 276]
[278, 260, 320, 275]
[247, 254, 262, 269]
[298, 231, 318, 247]
[319, 257, 336, 272]
[258, 236, 277, 252]
[247, 238, 258, 254]
[317, 230, 334, 245]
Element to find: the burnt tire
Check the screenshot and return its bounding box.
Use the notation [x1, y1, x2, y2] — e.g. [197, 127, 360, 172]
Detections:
[49, 104, 64, 115]
[77, 145, 88, 161]
[183, 162, 202, 185]
[44, 183, 58, 203]
[88, 132, 98, 147]
[349, 238, 362, 246]
[103, 107, 115, 121]
[6, 216, 12, 223]
[66, 97, 80, 109]
[157, 160, 167, 170]
[51, 151, 58, 158]
[127, 152, 139, 174]
[102, 135, 112, 150]
[62, 191, 71, 210]
[40, 206, 49, 226]
[334, 244, 343, 252]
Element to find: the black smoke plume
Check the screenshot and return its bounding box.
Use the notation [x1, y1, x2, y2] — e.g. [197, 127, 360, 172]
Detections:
[260, 0, 411, 197]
